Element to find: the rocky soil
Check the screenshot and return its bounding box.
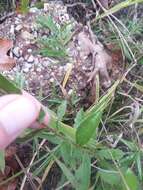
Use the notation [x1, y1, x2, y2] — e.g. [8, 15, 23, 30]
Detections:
[0, 1, 143, 109]
[0, 1, 102, 108]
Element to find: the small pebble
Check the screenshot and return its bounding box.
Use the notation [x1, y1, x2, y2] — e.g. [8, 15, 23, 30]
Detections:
[21, 31, 34, 40]
[44, 3, 50, 11]
[10, 25, 15, 35]
[27, 55, 34, 63]
[29, 7, 39, 13]
[15, 24, 23, 31]
[49, 78, 54, 83]
[25, 41, 31, 45]
[15, 20, 21, 25]
[42, 60, 50, 67]
[27, 49, 32, 53]
[13, 47, 21, 58]
[36, 67, 42, 72]
[23, 67, 29, 73]
[68, 89, 73, 95]
[9, 51, 13, 58]
[34, 58, 39, 65]
[17, 14, 23, 19]
[25, 63, 32, 69]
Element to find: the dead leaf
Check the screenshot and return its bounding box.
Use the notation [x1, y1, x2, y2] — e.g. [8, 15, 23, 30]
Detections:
[0, 39, 16, 71]
[74, 26, 112, 88]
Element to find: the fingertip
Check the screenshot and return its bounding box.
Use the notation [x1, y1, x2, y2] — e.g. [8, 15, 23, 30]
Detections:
[0, 96, 41, 138]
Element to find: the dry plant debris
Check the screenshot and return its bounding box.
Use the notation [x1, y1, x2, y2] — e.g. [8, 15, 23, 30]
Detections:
[73, 25, 112, 88]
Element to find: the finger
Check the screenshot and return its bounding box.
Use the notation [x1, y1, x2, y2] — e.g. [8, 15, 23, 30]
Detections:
[0, 96, 41, 149]
[23, 91, 50, 128]
[22, 91, 41, 110]
[0, 94, 21, 109]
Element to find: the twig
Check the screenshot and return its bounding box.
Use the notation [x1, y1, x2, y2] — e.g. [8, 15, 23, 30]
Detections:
[20, 139, 46, 190]
[15, 154, 37, 190]
[65, 2, 86, 8]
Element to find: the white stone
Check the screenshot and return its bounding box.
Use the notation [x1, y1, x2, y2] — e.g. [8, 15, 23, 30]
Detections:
[13, 47, 21, 58]
[25, 41, 31, 45]
[23, 67, 29, 73]
[68, 89, 73, 95]
[42, 60, 50, 67]
[34, 58, 39, 65]
[15, 24, 23, 31]
[10, 25, 15, 35]
[13, 67, 18, 72]
[33, 31, 38, 38]
[15, 20, 20, 25]
[27, 49, 32, 53]
[9, 51, 13, 58]
[29, 7, 39, 13]
[49, 78, 54, 83]
[25, 63, 32, 69]
[27, 55, 34, 63]
[36, 67, 41, 72]
[21, 31, 34, 40]
[65, 63, 72, 71]
[44, 3, 50, 11]
[17, 14, 23, 19]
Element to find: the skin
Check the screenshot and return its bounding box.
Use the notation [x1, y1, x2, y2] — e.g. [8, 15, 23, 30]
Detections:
[0, 93, 50, 149]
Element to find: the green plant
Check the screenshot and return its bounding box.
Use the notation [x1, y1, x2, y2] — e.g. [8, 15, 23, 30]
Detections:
[0, 73, 142, 190]
[37, 15, 73, 59]
[20, 0, 29, 13]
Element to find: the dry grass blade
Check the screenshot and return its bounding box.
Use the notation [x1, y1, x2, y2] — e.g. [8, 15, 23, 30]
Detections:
[20, 140, 46, 190]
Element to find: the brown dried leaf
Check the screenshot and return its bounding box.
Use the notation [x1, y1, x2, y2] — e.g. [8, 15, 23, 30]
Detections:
[0, 39, 16, 71]
[75, 27, 112, 87]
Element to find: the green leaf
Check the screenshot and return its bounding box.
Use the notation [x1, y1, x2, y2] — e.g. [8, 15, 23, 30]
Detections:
[57, 100, 67, 121]
[136, 153, 142, 180]
[0, 74, 21, 94]
[75, 81, 119, 146]
[20, 0, 29, 13]
[38, 109, 46, 123]
[60, 143, 83, 169]
[60, 142, 72, 166]
[0, 150, 5, 172]
[76, 111, 102, 145]
[99, 170, 120, 186]
[38, 132, 62, 145]
[37, 15, 59, 35]
[74, 108, 84, 128]
[123, 168, 138, 190]
[98, 148, 124, 161]
[39, 48, 67, 58]
[55, 158, 79, 189]
[138, 57, 143, 65]
[86, 80, 119, 115]
[75, 153, 91, 190]
[96, 0, 143, 21]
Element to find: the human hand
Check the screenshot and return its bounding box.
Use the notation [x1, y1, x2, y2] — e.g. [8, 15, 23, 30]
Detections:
[0, 93, 50, 149]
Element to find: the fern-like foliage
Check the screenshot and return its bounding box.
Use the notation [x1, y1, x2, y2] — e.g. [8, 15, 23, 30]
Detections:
[37, 15, 73, 59]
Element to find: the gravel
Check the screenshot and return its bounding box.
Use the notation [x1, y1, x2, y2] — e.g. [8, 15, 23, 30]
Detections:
[0, 1, 93, 104]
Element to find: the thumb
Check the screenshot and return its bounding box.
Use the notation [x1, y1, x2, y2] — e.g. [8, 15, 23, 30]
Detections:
[0, 95, 41, 149]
